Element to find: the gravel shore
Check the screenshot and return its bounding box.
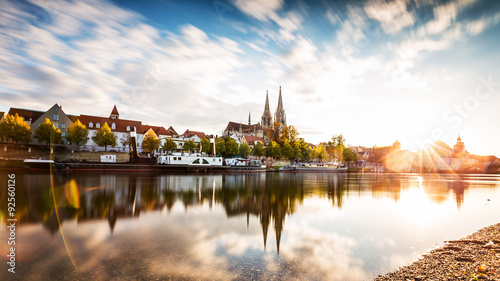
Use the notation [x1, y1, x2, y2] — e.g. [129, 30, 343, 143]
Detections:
[375, 223, 500, 281]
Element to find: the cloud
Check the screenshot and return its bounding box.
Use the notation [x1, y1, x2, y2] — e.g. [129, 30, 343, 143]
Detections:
[232, 0, 283, 21]
[364, 0, 414, 35]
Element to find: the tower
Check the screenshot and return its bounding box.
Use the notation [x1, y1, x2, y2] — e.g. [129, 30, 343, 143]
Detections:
[248, 111, 251, 126]
[261, 91, 272, 128]
[110, 104, 119, 120]
[453, 135, 465, 158]
[274, 86, 286, 127]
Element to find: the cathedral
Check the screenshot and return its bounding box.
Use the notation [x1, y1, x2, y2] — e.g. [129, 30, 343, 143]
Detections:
[261, 86, 286, 128]
[223, 87, 288, 142]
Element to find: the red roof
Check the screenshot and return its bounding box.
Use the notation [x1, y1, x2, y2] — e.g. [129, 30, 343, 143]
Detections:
[8, 108, 45, 123]
[142, 125, 172, 136]
[182, 129, 206, 139]
[79, 114, 142, 133]
[243, 135, 265, 145]
[167, 126, 178, 136]
[225, 121, 269, 135]
[110, 105, 119, 117]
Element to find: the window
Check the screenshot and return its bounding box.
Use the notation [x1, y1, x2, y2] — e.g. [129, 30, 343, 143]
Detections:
[178, 157, 182, 161]
[54, 122, 59, 128]
[96, 123, 100, 128]
[62, 132, 66, 136]
[126, 126, 130, 131]
[173, 157, 177, 161]
[53, 113, 59, 121]
[89, 122, 93, 128]
[202, 159, 209, 164]
[193, 159, 200, 164]
[61, 123, 65, 129]
[111, 123, 116, 130]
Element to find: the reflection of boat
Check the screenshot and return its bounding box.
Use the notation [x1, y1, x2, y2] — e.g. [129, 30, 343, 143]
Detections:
[279, 163, 348, 172]
[23, 158, 55, 169]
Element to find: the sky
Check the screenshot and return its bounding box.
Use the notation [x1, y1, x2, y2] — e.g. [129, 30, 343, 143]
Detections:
[0, 0, 499, 156]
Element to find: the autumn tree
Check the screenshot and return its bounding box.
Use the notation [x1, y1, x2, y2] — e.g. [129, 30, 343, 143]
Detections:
[142, 132, 160, 153]
[183, 139, 196, 152]
[200, 137, 211, 154]
[66, 119, 89, 150]
[91, 122, 117, 151]
[239, 142, 251, 158]
[281, 139, 294, 160]
[266, 122, 282, 144]
[252, 141, 265, 157]
[0, 113, 32, 143]
[34, 118, 62, 146]
[162, 138, 177, 152]
[215, 138, 225, 155]
[315, 144, 329, 162]
[279, 125, 299, 147]
[120, 134, 132, 150]
[328, 134, 346, 162]
[343, 148, 359, 164]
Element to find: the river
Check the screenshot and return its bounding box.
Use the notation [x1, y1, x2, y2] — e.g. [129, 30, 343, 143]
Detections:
[1, 171, 500, 280]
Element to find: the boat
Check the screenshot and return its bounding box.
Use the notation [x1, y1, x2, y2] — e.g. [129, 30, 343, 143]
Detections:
[279, 163, 348, 172]
[23, 158, 55, 169]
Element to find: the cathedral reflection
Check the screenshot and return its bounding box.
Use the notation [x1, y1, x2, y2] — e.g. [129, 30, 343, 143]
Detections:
[0, 172, 482, 253]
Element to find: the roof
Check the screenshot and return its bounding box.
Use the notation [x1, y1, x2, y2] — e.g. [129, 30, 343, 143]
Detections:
[182, 129, 206, 139]
[243, 135, 265, 145]
[0, 112, 4, 120]
[142, 125, 171, 136]
[8, 108, 45, 123]
[167, 126, 178, 136]
[110, 104, 119, 116]
[79, 114, 142, 133]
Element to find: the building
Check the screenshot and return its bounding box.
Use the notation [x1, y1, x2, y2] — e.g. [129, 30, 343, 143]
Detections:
[79, 105, 144, 152]
[9, 104, 74, 144]
[274, 86, 286, 127]
[142, 125, 177, 147]
[261, 91, 272, 128]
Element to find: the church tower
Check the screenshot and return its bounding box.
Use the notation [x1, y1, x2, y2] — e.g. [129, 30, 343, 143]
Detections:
[274, 86, 286, 127]
[261, 91, 272, 128]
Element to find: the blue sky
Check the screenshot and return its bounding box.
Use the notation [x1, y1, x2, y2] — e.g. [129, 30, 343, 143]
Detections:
[1, 0, 500, 156]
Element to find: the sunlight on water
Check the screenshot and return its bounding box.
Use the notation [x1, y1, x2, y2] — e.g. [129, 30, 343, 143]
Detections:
[1, 172, 500, 280]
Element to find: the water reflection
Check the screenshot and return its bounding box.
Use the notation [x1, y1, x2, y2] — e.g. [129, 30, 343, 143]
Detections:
[1, 172, 499, 280]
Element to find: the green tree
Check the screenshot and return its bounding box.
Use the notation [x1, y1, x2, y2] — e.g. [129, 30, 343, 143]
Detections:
[239, 142, 251, 158]
[162, 138, 177, 152]
[142, 133, 160, 153]
[225, 138, 239, 156]
[252, 141, 265, 157]
[200, 137, 211, 154]
[183, 139, 196, 152]
[34, 118, 62, 146]
[215, 138, 226, 155]
[343, 148, 359, 164]
[91, 122, 117, 151]
[66, 119, 89, 150]
[0, 113, 32, 143]
[265, 140, 281, 159]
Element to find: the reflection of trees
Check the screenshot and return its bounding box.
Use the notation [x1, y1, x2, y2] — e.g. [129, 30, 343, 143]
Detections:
[6, 172, 490, 241]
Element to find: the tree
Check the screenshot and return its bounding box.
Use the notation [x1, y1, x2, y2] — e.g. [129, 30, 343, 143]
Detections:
[200, 137, 211, 154]
[315, 144, 329, 162]
[281, 139, 294, 160]
[183, 139, 196, 152]
[225, 138, 239, 156]
[239, 142, 251, 158]
[343, 148, 359, 164]
[252, 141, 265, 157]
[215, 138, 225, 155]
[279, 125, 299, 147]
[120, 134, 132, 150]
[34, 118, 62, 146]
[142, 132, 160, 153]
[265, 140, 281, 159]
[328, 134, 346, 162]
[266, 122, 282, 143]
[162, 138, 177, 152]
[0, 113, 32, 143]
[91, 122, 117, 152]
[66, 119, 89, 150]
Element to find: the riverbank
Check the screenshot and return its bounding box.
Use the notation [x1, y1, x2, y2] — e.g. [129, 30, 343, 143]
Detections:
[375, 223, 500, 280]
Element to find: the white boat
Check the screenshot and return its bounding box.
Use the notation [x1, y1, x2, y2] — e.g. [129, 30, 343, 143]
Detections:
[157, 153, 223, 167]
[279, 163, 348, 172]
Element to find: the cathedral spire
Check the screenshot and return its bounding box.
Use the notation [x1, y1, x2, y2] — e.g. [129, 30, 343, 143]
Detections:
[248, 111, 251, 126]
[274, 86, 286, 126]
[261, 90, 272, 128]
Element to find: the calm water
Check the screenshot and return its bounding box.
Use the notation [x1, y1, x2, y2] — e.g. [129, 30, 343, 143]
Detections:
[1, 171, 500, 280]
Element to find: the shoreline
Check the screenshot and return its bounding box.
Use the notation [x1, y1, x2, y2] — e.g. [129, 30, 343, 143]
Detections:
[375, 223, 500, 280]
